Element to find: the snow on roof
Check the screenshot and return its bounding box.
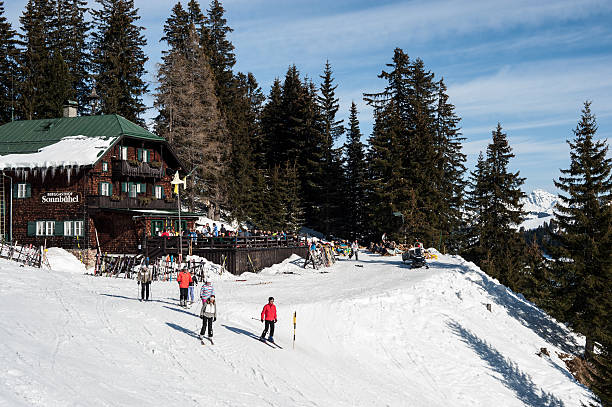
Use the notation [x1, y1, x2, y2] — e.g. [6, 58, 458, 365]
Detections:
[0, 135, 115, 169]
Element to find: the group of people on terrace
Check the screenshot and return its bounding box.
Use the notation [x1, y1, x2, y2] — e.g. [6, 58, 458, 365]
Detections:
[155, 223, 297, 242]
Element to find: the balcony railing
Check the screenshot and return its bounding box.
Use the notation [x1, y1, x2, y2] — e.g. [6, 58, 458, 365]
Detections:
[87, 195, 176, 210]
[112, 159, 164, 178]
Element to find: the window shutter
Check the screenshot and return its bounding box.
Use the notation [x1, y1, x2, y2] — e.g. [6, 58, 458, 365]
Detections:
[27, 221, 36, 236]
[137, 148, 142, 161]
[26, 184, 31, 198]
[54, 221, 64, 236]
[13, 184, 17, 197]
[109, 183, 113, 196]
[99, 183, 102, 195]
[121, 182, 127, 192]
[141, 183, 146, 194]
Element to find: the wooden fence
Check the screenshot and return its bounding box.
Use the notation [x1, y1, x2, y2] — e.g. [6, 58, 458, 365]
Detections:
[143, 235, 308, 275]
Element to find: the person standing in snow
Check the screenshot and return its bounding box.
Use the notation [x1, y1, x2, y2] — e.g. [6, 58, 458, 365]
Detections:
[351, 240, 359, 261]
[200, 279, 215, 303]
[213, 223, 219, 237]
[188, 273, 198, 305]
[137, 266, 152, 301]
[260, 297, 277, 342]
[200, 295, 217, 340]
[177, 268, 192, 307]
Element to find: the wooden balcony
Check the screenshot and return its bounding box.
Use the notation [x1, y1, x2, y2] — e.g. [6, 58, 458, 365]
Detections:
[112, 159, 164, 178]
[87, 195, 176, 210]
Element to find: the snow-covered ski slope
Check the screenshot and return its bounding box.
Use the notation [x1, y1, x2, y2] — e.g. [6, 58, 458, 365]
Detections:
[0, 250, 595, 406]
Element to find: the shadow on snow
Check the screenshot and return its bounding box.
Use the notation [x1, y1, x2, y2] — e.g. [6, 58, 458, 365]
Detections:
[448, 320, 566, 407]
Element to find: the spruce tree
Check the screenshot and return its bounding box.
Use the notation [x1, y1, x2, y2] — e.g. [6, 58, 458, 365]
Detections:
[226, 72, 264, 223]
[364, 49, 421, 243]
[435, 78, 467, 252]
[0, 1, 17, 123]
[316, 61, 345, 235]
[464, 124, 527, 287]
[551, 102, 611, 401]
[259, 78, 283, 167]
[203, 0, 235, 111]
[343, 102, 368, 240]
[162, 2, 191, 55]
[91, 0, 148, 124]
[51, 0, 90, 114]
[17, 0, 62, 119]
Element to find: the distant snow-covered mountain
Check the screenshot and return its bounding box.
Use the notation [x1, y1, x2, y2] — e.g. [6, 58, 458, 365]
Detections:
[520, 189, 558, 230]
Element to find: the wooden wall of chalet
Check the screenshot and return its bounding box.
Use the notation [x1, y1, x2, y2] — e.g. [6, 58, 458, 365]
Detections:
[90, 139, 174, 199]
[90, 212, 141, 253]
[8, 168, 90, 249]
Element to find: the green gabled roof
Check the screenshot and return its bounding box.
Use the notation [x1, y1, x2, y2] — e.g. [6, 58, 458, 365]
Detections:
[0, 115, 164, 155]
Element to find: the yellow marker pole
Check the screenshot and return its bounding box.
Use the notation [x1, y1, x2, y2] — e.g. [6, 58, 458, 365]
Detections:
[293, 311, 296, 350]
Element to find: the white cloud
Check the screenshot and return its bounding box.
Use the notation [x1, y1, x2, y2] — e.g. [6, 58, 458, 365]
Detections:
[448, 56, 612, 121]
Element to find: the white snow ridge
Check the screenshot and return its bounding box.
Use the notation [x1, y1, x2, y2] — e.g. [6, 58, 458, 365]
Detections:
[520, 189, 558, 230]
[0, 250, 595, 406]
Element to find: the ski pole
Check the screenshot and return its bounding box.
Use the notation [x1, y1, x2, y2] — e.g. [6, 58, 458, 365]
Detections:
[293, 311, 296, 350]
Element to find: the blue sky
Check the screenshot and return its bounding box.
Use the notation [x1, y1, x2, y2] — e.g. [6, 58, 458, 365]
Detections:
[5, 0, 612, 192]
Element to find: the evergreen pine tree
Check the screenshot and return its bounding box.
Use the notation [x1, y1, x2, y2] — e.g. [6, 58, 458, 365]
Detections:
[51, 0, 90, 114]
[464, 124, 527, 287]
[91, 0, 148, 124]
[259, 78, 283, 167]
[343, 102, 368, 240]
[162, 2, 191, 55]
[0, 1, 17, 123]
[364, 49, 418, 243]
[203, 0, 235, 111]
[316, 61, 345, 235]
[550, 102, 611, 401]
[17, 0, 63, 119]
[463, 151, 490, 261]
[435, 78, 467, 252]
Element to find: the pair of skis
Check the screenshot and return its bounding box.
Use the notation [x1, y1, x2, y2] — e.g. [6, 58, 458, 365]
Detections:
[201, 336, 214, 345]
[259, 337, 282, 349]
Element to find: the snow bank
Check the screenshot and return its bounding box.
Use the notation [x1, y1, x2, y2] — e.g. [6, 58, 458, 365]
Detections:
[45, 247, 86, 274]
[0, 250, 595, 406]
[0, 135, 115, 169]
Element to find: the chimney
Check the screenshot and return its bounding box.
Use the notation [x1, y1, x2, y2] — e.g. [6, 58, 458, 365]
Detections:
[63, 100, 78, 118]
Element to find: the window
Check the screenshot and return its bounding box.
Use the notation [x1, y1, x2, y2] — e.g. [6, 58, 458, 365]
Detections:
[129, 183, 137, 198]
[36, 221, 45, 236]
[18, 183, 26, 198]
[102, 161, 109, 172]
[120, 146, 128, 160]
[154, 185, 163, 199]
[100, 182, 113, 196]
[64, 220, 84, 237]
[138, 148, 150, 163]
[151, 220, 164, 236]
[45, 221, 55, 236]
[74, 221, 83, 237]
[16, 183, 31, 199]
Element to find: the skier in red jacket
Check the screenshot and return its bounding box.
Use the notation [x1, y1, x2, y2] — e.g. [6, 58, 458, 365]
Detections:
[177, 269, 192, 307]
[260, 297, 277, 342]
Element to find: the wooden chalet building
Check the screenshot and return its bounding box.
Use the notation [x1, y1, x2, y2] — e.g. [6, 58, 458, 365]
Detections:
[0, 109, 198, 254]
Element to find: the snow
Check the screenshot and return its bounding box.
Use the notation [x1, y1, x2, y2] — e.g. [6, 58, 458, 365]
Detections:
[0, 135, 115, 169]
[520, 189, 558, 230]
[0, 249, 596, 406]
[195, 216, 240, 232]
[44, 248, 86, 274]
